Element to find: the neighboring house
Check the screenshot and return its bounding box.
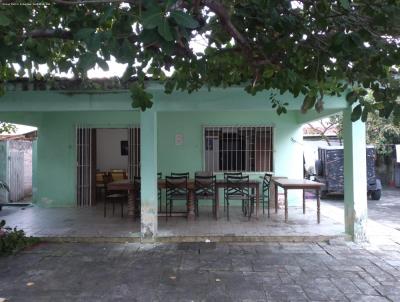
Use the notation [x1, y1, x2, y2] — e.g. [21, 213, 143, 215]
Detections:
[0, 79, 368, 241]
[0, 130, 37, 202]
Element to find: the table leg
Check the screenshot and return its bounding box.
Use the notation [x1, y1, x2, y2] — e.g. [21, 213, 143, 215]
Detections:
[284, 189, 288, 223]
[127, 188, 135, 218]
[187, 190, 195, 221]
[255, 185, 260, 218]
[274, 183, 278, 213]
[215, 192, 219, 220]
[316, 189, 320, 224]
[267, 184, 270, 218]
[303, 189, 306, 214]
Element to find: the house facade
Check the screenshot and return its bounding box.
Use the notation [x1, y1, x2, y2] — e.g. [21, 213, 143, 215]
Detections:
[0, 80, 368, 242]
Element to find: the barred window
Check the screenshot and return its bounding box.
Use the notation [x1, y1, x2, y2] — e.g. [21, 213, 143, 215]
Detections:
[203, 126, 273, 172]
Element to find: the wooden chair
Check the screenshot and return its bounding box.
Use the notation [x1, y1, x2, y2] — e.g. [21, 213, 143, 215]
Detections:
[171, 172, 189, 179]
[103, 174, 127, 218]
[165, 176, 188, 221]
[262, 172, 273, 217]
[110, 170, 126, 181]
[157, 172, 162, 211]
[194, 175, 217, 219]
[223, 172, 242, 212]
[95, 172, 106, 199]
[225, 175, 254, 221]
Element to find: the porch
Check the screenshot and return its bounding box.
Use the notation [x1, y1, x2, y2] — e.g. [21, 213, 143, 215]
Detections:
[0, 83, 369, 242]
[1, 200, 345, 242]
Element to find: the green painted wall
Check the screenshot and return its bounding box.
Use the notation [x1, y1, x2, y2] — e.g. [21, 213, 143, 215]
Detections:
[157, 111, 304, 206]
[157, 111, 303, 177]
[0, 86, 346, 207]
[34, 111, 140, 207]
[0, 109, 304, 207]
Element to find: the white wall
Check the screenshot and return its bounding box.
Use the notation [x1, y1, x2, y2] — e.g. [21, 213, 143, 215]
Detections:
[96, 128, 128, 172]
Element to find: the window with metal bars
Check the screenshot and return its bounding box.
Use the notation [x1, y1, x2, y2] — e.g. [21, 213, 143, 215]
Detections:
[203, 126, 273, 172]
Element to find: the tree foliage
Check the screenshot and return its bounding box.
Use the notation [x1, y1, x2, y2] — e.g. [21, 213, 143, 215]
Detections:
[0, 122, 16, 134]
[0, 0, 399, 119]
[367, 112, 400, 154]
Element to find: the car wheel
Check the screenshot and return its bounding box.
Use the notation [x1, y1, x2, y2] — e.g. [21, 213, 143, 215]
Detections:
[371, 189, 381, 200]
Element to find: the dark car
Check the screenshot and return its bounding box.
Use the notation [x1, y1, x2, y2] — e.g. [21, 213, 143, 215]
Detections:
[314, 146, 382, 200]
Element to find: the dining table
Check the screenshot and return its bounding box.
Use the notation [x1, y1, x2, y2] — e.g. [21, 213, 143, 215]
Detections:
[107, 178, 262, 220]
[271, 178, 325, 223]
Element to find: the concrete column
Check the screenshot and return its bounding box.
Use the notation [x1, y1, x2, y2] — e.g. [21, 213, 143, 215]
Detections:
[343, 107, 368, 242]
[140, 110, 158, 242]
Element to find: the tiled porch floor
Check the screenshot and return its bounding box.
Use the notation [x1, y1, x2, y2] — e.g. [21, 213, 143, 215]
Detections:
[0, 199, 346, 241]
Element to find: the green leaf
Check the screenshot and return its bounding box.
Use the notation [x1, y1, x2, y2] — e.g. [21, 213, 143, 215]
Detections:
[78, 53, 98, 71]
[74, 28, 96, 41]
[351, 104, 362, 121]
[142, 7, 163, 29]
[157, 19, 173, 41]
[361, 107, 369, 122]
[130, 83, 154, 111]
[140, 29, 161, 45]
[0, 83, 5, 97]
[301, 94, 317, 112]
[0, 12, 11, 27]
[171, 11, 199, 29]
[119, 39, 135, 63]
[346, 91, 358, 104]
[339, 0, 350, 10]
[97, 59, 109, 71]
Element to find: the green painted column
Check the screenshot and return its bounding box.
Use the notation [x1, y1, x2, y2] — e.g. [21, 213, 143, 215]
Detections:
[343, 107, 368, 242]
[32, 139, 38, 203]
[140, 109, 158, 241]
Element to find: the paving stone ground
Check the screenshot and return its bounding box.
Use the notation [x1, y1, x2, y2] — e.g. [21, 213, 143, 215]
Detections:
[1, 240, 400, 302]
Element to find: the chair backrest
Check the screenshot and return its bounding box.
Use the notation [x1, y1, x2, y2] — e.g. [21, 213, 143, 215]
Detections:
[133, 176, 141, 186]
[96, 172, 105, 183]
[111, 171, 126, 181]
[102, 174, 113, 194]
[157, 172, 162, 179]
[171, 172, 189, 179]
[195, 171, 213, 177]
[165, 176, 188, 197]
[133, 176, 141, 198]
[224, 172, 242, 180]
[194, 175, 216, 196]
[226, 175, 249, 197]
[263, 173, 272, 190]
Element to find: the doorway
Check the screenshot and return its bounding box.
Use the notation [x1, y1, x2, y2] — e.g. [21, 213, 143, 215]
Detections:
[76, 126, 140, 207]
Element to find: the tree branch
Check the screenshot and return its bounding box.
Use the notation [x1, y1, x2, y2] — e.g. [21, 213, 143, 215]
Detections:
[54, 0, 129, 4]
[202, 0, 250, 51]
[23, 29, 73, 40]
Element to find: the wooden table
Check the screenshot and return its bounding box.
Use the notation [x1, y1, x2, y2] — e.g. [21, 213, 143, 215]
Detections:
[271, 178, 324, 223]
[107, 178, 261, 220]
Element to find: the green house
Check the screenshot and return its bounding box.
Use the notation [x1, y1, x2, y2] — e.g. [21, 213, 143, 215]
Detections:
[0, 80, 368, 242]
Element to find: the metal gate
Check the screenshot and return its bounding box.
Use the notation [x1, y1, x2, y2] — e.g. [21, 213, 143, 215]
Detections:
[128, 127, 140, 180]
[8, 150, 25, 202]
[76, 126, 94, 207]
[76, 126, 140, 206]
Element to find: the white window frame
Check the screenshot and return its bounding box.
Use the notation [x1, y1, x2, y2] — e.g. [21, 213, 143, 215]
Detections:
[202, 125, 274, 173]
